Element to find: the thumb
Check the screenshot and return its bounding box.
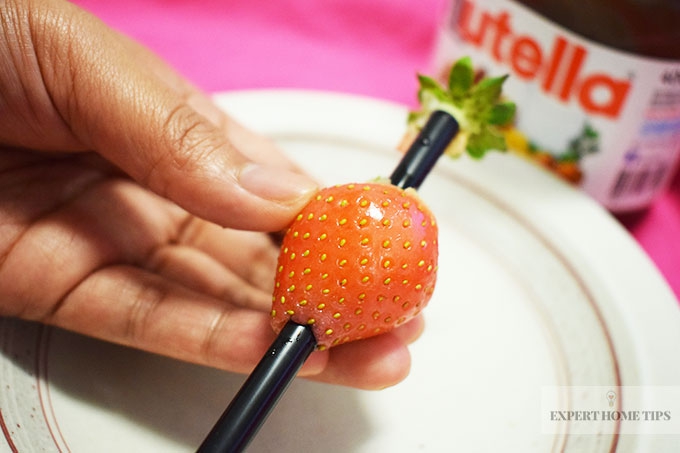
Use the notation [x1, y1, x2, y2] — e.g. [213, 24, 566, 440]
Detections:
[12, 0, 318, 231]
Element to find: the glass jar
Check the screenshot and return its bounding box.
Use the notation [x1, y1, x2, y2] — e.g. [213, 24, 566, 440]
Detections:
[433, 0, 680, 212]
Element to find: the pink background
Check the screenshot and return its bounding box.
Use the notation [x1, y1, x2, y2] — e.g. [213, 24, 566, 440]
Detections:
[72, 0, 680, 303]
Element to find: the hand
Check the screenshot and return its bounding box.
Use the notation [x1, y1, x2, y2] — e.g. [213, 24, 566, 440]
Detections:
[0, 0, 423, 389]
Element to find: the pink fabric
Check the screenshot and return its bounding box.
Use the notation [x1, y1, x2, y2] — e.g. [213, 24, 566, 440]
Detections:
[71, 0, 680, 302]
[620, 173, 680, 299]
[73, 0, 446, 105]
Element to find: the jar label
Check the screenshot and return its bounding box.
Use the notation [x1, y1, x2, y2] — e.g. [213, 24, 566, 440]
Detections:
[434, 0, 680, 211]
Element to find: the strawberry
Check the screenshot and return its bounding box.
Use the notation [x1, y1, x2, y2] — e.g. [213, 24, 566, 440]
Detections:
[198, 57, 514, 453]
[270, 182, 438, 350]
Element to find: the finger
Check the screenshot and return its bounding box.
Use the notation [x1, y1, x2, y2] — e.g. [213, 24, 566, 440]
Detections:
[178, 220, 280, 293]
[302, 332, 413, 390]
[112, 32, 301, 172]
[47, 264, 275, 372]
[145, 243, 420, 389]
[145, 244, 273, 311]
[13, 0, 318, 231]
[221, 118, 304, 171]
[35, 253, 408, 389]
[391, 313, 425, 345]
[0, 176, 186, 319]
[297, 318, 425, 389]
[46, 264, 329, 375]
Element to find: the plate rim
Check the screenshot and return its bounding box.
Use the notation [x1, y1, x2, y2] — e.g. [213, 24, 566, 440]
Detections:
[215, 88, 680, 451]
[214, 88, 680, 381]
[0, 88, 678, 452]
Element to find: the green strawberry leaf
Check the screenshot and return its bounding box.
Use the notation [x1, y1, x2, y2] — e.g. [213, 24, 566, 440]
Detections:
[470, 75, 507, 105]
[467, 127, 507, 158]
[417, 74, 447, 103]
[448, 56, 474, 100]
[408, 57, 514, 158]
[487, 101, 516, 126]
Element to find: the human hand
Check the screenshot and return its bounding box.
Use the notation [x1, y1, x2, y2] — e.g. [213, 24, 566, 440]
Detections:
[0, 0, 423, 389]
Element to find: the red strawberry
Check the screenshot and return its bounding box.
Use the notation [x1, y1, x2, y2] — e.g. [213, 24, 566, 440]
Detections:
[270, 182, 438, 350]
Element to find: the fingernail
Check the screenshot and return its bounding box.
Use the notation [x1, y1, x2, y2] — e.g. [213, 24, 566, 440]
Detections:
[238, 163, 318, 203]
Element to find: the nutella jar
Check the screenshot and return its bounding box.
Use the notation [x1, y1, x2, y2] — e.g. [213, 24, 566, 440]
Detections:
[433, 0, 680, 212]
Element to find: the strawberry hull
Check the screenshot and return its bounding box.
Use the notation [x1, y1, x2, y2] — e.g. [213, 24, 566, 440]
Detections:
[270, 183, 439, 350]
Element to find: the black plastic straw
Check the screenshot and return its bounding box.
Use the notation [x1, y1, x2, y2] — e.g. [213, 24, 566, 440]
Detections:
[389, 110, 459, 188]
[197, 110, 459, 453]
[197, 322, 315, 452]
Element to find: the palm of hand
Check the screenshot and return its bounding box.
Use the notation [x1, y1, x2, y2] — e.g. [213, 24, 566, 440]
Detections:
[0, 148, 281, 371]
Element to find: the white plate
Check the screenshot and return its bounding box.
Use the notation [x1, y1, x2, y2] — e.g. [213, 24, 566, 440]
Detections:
[1, 90, 679, 452]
